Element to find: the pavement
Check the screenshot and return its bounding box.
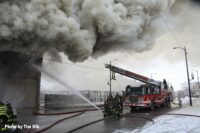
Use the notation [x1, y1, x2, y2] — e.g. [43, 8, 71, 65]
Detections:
[71, 105, 180, 133]
[136, 98, 200, 133]
[172, 97, 200, 115]
[15, 98, 200, 133]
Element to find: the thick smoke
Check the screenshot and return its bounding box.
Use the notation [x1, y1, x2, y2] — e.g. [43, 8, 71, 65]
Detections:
[0, 0, 175, 62]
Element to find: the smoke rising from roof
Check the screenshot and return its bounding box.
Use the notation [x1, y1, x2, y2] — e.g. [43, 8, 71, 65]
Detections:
[0, 0, 174, 62]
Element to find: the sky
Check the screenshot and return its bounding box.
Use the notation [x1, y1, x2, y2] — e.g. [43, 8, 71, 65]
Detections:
[41, 0, 200, 93]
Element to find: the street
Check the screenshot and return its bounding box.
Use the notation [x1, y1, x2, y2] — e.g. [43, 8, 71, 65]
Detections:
[69, 107, 179, 133]
[17, 105, 180, 133]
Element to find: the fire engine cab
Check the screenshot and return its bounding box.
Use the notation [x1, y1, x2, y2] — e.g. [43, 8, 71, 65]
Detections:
[105, 64, 174, 111]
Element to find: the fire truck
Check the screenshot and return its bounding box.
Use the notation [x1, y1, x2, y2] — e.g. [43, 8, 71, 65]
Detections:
[105, 64, 174, 111]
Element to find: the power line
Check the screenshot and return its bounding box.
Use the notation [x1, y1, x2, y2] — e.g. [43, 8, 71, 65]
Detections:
[43, 58, 105, 71]
[148, 0, 181, 45]
[160, 17, 181, 45]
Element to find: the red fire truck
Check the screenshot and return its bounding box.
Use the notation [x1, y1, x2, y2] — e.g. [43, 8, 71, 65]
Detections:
[105, 64, 174, 111]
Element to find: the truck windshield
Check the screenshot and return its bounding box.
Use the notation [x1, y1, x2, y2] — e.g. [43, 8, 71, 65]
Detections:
[126, 86, 143, 95]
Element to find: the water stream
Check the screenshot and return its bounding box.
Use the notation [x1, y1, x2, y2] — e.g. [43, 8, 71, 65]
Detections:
[32, 64, 101, 111]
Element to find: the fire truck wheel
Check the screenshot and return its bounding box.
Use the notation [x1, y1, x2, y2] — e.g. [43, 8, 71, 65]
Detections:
[163, 101, 167, 108]
[150, 102, 155, 111]
[167, 100, 171, 108]
[165, 99, 170, 108]
[130, 107, 136, 111]
[161, 102, 165, 108]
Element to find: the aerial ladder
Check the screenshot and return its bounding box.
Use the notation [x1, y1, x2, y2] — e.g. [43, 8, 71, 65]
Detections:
[105, 64, 161, 86]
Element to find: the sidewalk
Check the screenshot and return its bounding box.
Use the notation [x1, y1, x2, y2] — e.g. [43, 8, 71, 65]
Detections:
[172, 98, 200, 116]
[134, 98, 200, 133]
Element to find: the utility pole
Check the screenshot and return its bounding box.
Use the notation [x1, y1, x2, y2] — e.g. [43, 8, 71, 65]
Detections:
[184, 47, 192, 106]
[173, 46, 192, 106]
[109, 59, 117, 96]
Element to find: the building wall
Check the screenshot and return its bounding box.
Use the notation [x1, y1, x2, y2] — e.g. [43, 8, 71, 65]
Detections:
[0, 51, 42, 109]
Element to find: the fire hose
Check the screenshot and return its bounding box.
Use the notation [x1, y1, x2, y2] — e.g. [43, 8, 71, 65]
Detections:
[66, 114, 155, 133]
[27, 107, 103, 133]
[30, 105, 200, 133]
[33, 111, 85, 133]
[65, 112, 200, 133]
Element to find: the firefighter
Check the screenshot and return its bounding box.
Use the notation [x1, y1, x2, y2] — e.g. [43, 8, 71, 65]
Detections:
[104, 95, 113, 117]
[0, 102, 19, 133]
[104, 100, 110, 117]
[0, 102, 9, 132]
[113, 93, 123, 117]
[117, 93, 123, 111]
[178, 98, 182, 108]
[112, 100, 119, 117]
[0, 102, 8, 125]
[5, 102, 17, 125]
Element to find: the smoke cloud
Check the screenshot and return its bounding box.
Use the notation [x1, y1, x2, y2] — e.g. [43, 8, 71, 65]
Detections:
[0, 0, 174, 62]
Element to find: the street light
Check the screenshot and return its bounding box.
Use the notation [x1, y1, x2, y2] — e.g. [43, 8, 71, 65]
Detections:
[109, 59, 118, 96]
[173, 46, 192, 106]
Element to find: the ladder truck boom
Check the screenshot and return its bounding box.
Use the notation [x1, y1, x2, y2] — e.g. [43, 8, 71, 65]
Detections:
[105, 64, 160, 86]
